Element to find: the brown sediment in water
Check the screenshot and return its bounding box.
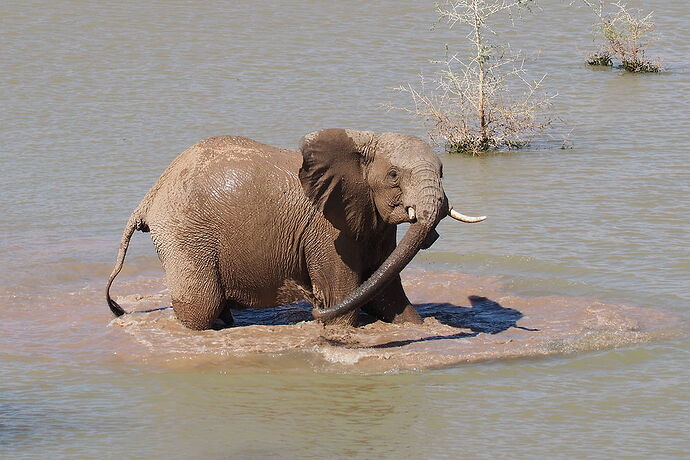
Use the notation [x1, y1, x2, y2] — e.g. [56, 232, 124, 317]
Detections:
[103, 269, 681, 373]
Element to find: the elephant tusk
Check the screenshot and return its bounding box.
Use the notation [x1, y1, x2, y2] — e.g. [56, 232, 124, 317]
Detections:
[407, 207, 416, 222]
[448, 206, 486, 223]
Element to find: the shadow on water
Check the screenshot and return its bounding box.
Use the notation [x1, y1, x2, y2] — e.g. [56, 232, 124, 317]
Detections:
[370, 295, 539, 349]
[134, 302, 315, 327]
[230, 302, 314, 326]
[136, 296, 538, 348]
[224, 295, 536, 332]
[418, 295, 538, 334]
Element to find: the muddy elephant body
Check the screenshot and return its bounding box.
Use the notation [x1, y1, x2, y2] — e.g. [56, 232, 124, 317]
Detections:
[106, 129, 484, 330]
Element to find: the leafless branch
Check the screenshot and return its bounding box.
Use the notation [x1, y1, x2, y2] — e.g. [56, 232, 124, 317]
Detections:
[392, 0, 555, 154]
[577, 1, 661, 72]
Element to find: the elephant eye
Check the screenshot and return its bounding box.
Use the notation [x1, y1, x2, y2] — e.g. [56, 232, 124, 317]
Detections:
[387, 169, 399, 182]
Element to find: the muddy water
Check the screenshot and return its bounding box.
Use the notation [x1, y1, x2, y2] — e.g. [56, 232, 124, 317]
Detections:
[1, 0, 689, 458]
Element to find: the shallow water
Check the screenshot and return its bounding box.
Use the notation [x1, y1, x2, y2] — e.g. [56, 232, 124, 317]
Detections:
[1, 0, 689, 457]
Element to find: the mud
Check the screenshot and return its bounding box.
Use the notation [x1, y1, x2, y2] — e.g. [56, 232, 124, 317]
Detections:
[108, 269, 679, 373]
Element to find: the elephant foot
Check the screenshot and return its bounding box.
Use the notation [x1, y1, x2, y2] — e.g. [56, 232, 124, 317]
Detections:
[391, 305, 423, 325]
[362, 303, 423, 325]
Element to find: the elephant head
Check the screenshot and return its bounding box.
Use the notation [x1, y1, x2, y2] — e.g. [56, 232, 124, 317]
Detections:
[299, 129, 485, 321]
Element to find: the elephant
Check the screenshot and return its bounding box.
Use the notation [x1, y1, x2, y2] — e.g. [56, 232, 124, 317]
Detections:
[105, 129, 485, 330]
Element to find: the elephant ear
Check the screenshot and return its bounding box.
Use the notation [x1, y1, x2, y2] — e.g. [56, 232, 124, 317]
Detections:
[299, 129, 377, 239]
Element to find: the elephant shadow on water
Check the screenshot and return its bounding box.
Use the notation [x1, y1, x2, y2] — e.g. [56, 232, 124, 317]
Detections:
[208, 295, 537, 350]
[370, 295, 539, 349]
[134, 303, 314, 327]
[229, 302, 315, 327]
[140, 295, 533, 328]
[417, 296, 531, 334]
[212, 295, 527, 329]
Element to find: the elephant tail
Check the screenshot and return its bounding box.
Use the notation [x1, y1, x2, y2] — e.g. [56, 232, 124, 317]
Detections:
[105, 211, 148, 317]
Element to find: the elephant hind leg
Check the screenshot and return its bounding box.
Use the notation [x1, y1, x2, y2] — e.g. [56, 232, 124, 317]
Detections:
[165, 260, 226, 331]
[172, 297, 220, 330]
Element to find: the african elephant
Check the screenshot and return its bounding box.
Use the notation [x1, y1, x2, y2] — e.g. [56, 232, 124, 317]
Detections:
[106, 129, 484, 330]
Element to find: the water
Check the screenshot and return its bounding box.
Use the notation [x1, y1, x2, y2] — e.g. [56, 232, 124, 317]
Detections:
[1, 0, 688, 457]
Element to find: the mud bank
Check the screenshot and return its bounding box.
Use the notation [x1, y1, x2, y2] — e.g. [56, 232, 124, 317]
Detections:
[107, 269, 679, 373]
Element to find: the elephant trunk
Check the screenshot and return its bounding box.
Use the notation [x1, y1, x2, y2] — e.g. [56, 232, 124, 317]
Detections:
[313, 169, 443, 322]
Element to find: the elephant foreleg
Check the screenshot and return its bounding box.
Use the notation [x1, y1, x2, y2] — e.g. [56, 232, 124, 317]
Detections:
[308, 256, 361, 327]
[361, 275, 422, 324]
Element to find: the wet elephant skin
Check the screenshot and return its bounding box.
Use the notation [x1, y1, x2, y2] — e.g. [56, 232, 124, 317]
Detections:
[106, 129, 451, 330]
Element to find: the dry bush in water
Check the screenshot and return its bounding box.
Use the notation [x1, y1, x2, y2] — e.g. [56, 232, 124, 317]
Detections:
[394, 0, 556, 155]
[580, 1, 662, 72]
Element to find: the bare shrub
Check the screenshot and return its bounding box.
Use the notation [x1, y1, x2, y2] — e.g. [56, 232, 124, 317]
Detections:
[586, 50, 613, 66]
[393, 0, 556, 155]
[579, 1, 662, 72]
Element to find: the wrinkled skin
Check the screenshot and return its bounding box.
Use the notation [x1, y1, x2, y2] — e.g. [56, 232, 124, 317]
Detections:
[106, 129, 453, 330]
